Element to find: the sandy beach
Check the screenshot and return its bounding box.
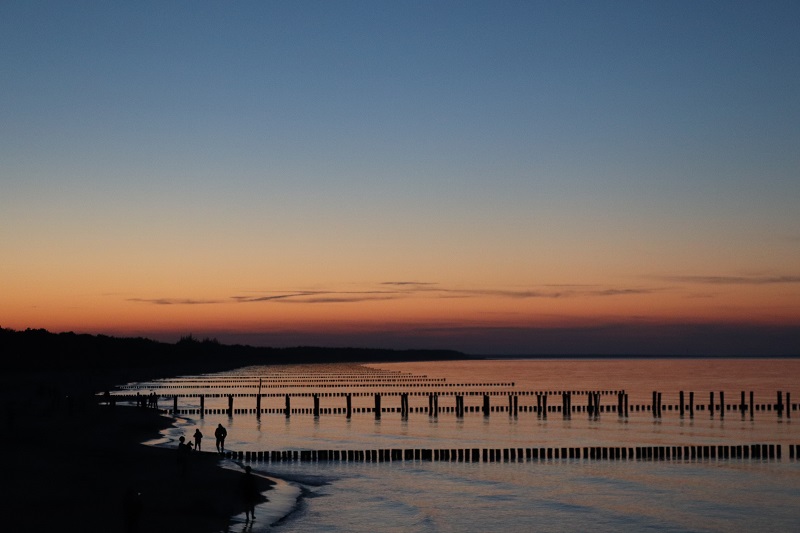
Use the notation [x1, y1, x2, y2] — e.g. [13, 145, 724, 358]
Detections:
[2, 370, 275, 533]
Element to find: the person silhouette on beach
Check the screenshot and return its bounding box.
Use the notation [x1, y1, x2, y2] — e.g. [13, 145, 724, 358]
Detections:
[215, 423, 227, 454]
[240, 466, 258, 521]
[193, 428, 203, 451]
[177, 436, 190, 475]
[123, 487, 143, 533]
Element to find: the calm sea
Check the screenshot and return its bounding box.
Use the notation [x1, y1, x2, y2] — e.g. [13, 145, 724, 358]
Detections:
[126, 358, 800, 532]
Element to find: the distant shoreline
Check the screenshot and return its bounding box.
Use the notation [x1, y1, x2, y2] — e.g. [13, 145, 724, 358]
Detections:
[469, 353, 800, 360]
[4, 328, 796, 383]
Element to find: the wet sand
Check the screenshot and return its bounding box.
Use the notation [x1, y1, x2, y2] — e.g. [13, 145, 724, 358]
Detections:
[2, 371, 274, 533]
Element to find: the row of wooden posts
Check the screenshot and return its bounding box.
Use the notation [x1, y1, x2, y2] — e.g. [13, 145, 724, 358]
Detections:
[125, 381, 514, 390]
[155, 372, 430, 383]
[210, 443, 794, 463]
[126, 377, 450, 386]
[151, 390, 796, 419]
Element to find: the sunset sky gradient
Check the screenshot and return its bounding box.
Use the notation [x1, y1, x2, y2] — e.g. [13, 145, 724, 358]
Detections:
[2, 1, 799, 355]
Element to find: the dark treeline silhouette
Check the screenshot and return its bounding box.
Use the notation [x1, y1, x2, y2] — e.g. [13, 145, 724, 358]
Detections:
[1, 327, 465, 380]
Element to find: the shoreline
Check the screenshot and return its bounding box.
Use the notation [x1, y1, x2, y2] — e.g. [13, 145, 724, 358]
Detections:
[2, 374, 277, 533]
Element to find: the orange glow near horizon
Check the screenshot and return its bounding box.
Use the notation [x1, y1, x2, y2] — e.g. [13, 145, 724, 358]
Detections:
[3, 277, 799, 344]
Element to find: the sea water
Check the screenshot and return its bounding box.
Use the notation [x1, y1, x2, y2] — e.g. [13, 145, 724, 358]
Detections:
[127, 359, 800, 532]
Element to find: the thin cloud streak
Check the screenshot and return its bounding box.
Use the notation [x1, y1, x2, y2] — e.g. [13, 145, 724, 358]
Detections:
[438, 287, 659, 299]
[233, 291, 400, 304]
[660, 275, 800, 285]
[127, 298, 224, 305]
[276, 296, 399, 304]
[127, 283, 659, 306]
[381, 281, 438, 287]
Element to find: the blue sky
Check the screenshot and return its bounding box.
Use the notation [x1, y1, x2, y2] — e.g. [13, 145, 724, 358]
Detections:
[2, 1, 799, 354]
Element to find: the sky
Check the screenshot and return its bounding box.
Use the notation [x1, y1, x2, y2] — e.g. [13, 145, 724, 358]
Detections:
[1, 1, 799, 355]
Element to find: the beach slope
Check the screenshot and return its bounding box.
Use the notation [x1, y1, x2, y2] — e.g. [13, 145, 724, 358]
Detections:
[2, 374, 273, 533]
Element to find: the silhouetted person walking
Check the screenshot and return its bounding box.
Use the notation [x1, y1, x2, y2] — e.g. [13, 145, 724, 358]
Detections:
[193, 428, 203, 451]
[240, 466, 258, 521]
[215, 423, 227, 454]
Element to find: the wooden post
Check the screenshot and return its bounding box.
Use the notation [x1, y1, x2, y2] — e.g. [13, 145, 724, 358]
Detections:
[285, 394, 291, 418]
[173, 395, 178, 414]
[346, 394, 352, 419]
[679, 391, 685, 417]
[256, 379, 262, 419]
[228, 395, 233, 417]
[374, 393, 381, 419]
[200, 395, 205, 418]
[787, 392, 791, 419]
[652, 391, 657, 418]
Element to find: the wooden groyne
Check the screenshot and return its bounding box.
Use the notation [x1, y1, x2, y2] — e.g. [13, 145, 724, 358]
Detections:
[114, 389, 797, 420]
[121, 381, 516, 390]
[208, 443, 792, 463]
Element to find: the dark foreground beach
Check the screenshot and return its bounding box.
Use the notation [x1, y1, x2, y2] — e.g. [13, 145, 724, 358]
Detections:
[2, 370, 274, 533]
[0, 328, 464, 532]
